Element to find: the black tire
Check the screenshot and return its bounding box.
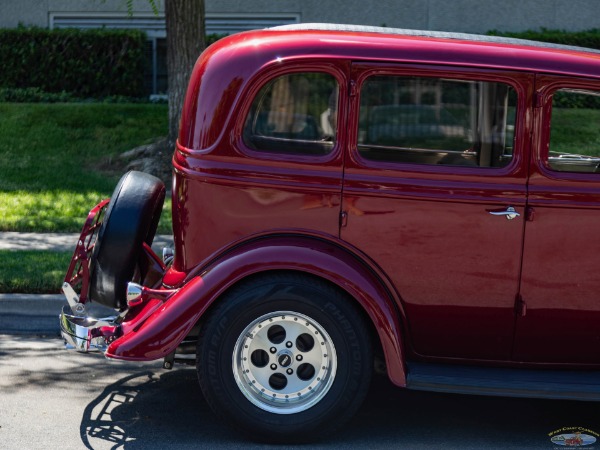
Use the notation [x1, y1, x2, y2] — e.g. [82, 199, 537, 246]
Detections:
[197, 272, 372, 443]
[89, 171, 165, 309]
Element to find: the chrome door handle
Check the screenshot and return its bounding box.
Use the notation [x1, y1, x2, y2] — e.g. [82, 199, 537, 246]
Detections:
[489, 206, 520, 220]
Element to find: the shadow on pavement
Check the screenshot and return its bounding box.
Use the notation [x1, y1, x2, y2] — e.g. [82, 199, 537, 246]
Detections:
[79, 368, 600, 449]
[80, 368, 241, 449]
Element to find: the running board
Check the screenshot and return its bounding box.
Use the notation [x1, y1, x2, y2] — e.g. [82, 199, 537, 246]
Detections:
[406, 362, 600, 401]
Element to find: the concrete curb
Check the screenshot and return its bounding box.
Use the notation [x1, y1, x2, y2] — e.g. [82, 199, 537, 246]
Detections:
[0, 294, 64, 335]
[0, 293, 64, 315]
[0, 293, 118, 335]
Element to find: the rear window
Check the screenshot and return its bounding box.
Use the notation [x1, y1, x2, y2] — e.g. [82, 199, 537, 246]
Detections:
[243, 72, 339, 156]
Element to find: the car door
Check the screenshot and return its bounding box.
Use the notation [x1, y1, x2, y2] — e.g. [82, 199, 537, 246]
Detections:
[514, 76, 600, 364]
[341, 64, 532, 360]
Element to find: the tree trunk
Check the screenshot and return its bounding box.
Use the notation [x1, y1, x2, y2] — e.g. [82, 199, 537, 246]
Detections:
[166, 0, 205, 148]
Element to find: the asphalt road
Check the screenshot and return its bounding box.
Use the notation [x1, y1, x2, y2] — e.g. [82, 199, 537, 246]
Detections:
[1, 334, 599, 449]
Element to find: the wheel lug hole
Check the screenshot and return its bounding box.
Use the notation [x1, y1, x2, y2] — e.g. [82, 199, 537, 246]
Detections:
[270, 347, 277, 354]
[285, 341, 293, 348]
[286, 368, 293, 375]
[296, 355, 303, 361]
[270, 363, 277, 370]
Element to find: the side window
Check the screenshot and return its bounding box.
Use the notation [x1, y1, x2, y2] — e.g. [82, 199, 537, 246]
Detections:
[548, 89, 600, 173]
[357, 76, 517, 168]
[243, 73, 339, 156]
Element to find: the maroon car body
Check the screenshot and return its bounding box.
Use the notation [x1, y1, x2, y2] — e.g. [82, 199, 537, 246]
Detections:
[60, 24, 600, 442]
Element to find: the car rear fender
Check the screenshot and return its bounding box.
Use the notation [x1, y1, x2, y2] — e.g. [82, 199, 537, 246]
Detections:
[106, 235, 408, 386]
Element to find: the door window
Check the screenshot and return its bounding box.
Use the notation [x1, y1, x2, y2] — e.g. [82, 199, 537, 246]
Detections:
[547, 89, 600, 173]
[357, 76, 517, 168]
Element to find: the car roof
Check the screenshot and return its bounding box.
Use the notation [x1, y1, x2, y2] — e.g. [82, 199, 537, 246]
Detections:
[246, 23, 600, 79]
[269, 23, 600, 56]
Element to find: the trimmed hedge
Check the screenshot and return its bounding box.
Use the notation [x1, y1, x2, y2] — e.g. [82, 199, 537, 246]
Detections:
[0, 87, 169, 103]
[0, 87, 76, 103]
[0, 27, 146, 98]
[488, 28, 600, 50]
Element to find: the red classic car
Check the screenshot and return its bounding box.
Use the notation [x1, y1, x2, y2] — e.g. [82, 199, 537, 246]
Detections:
[60, 24, 600, 442]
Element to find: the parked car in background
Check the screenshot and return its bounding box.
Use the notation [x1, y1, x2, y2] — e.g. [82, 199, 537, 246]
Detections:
[60, 24, 600, 443]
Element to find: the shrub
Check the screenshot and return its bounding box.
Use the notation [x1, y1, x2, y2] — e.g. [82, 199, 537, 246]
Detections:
[0, 27, 146, 98]
[206, 33, 228, 46]
[488, 28, 600, 51]
[0, 87, 77, 103]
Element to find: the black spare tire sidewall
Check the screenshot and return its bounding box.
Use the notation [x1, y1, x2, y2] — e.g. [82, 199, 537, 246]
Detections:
[90, 171, 166, 309]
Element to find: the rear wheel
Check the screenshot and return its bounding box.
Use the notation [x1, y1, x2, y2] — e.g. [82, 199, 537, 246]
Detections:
[89, 170, 165, 309]
[197, 273, 372, 443]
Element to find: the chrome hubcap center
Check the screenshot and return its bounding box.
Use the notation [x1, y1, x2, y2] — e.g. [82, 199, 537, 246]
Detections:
[277, 350, 293, 368]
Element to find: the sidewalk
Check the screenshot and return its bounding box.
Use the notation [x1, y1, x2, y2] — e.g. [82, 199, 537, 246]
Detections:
[0, 232, 173, 253]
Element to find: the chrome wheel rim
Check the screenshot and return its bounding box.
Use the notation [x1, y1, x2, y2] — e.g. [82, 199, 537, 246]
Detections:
[233, 311, 337, 414]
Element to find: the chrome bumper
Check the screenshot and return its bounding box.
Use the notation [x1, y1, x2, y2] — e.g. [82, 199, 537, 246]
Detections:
[59, 305, 117, 353]
[60, 281, 120, 353]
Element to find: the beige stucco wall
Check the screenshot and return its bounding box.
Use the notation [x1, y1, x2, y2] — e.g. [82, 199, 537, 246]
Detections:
[1, 0, 598, 33]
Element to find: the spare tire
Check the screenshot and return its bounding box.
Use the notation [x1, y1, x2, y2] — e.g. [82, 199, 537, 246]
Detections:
[89, 171, 166, 309]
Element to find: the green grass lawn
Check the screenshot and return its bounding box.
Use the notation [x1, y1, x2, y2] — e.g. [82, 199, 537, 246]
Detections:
[0, 102, 170, 232]
[0, 102, 170, 293]
[0, 250, 72, 293]
[550, 108, 600, 156]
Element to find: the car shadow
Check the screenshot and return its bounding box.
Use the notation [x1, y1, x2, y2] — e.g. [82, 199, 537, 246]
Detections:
[80, 368, 599, 449]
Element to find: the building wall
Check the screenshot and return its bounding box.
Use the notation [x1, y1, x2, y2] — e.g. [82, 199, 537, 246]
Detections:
[209, 0, 598, 33]
[0, 0, 599, 33]
[0, 0, 157, 28]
